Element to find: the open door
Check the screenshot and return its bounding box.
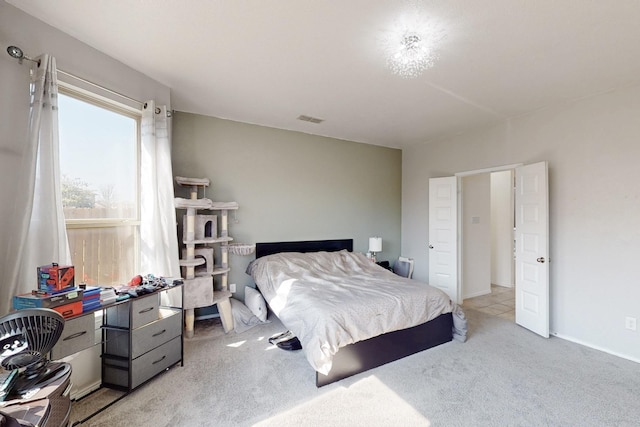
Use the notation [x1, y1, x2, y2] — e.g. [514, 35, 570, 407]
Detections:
[515, 161, 549, 337]
[428, 177, 458, 303]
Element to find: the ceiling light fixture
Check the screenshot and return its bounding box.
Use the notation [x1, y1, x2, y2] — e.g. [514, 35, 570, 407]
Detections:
[380, 13, 445, 79]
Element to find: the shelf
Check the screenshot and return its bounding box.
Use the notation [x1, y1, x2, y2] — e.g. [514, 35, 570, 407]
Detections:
[212, 290, 232, 304]
[209, 201, 239, 210]
[228, 243, 256, 256]
[193, 267, 230, 277]
[183, 237, 233, 245]
[174, 198, 239, 211]
[212, 267, 231, 276]
[175, 176, 209, 187]
[174, 197, 212, 209]
[179, 258, 206, 267]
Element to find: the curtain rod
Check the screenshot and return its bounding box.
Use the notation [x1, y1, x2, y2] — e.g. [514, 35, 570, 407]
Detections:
[57, 69, 143, 109]
[8, 45, 146, 110]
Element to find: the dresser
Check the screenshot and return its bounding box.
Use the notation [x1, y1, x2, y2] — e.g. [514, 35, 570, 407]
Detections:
[101, 285, 183, 391]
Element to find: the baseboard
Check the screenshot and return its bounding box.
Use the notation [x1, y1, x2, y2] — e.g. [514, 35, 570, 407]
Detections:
[551, 332, 640, 365]
[463, 289, 491, 299]
[492, 283, 514, 288]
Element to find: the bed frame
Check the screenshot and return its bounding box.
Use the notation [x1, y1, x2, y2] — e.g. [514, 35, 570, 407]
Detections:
[255, 238, 454, 387]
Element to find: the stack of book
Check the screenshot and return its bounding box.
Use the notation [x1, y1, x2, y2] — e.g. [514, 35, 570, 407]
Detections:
[100, 287, 118, 306]
[13, 287, 84, 318]
[82, 286, 102, 312]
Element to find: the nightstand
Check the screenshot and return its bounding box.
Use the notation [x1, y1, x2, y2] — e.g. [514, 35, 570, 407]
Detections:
[376, 260, 392, 270]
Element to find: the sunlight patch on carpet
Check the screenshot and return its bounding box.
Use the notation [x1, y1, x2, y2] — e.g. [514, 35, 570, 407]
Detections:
[252, 375, 431, 426]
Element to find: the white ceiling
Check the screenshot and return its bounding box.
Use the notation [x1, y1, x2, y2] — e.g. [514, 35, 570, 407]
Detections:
[8, 0, 640, 148]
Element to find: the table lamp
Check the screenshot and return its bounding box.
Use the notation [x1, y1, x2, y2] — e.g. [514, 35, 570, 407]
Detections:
[368, 237, 382, 262]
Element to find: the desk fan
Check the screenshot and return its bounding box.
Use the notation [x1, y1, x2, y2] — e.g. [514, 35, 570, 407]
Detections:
[0, 308, 71, 397]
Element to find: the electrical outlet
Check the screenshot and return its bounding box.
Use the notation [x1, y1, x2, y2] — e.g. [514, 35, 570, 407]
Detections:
[625, 316, 637, 331]
[229, 283, 236, 293]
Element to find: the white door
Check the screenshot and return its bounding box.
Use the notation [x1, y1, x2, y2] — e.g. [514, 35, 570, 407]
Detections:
[514, 162, 549, 337]
[428, 177, 459, 303]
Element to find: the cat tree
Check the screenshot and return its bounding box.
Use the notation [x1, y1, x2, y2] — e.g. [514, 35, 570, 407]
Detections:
[174, 176, 238, 338]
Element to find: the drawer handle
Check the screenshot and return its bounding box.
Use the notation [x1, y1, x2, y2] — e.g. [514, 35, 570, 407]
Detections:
[152, 355, 166, 365]
[138, 307, 154, 314]
[152, 329, 167, 337]
[63, 331, 87, 341]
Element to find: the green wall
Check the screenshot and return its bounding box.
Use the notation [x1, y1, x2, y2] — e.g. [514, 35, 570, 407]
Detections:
[171, 112, 402, 300]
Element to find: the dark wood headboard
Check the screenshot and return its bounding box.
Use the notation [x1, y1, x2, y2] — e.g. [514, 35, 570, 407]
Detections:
[255, 239, 353, 258]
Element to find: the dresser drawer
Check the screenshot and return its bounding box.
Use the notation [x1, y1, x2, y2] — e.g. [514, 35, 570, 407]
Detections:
[130, 297, 160, 328]
[131, 309, 182, 358]
[105, 296, 159, 329]
[131, 336, 181, 388]
[51, 313, 96, 359]
[104, 309, 181, 358]
[131, 337, 182, 388]
[103, 336, 181, 390]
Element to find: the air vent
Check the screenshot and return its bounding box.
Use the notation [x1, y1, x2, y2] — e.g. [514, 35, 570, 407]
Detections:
[297, 115, 324, 124]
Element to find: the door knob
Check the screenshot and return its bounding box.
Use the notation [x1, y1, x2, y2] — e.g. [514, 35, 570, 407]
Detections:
[537, 257, 545, 263]
[428, 245, 434, 249]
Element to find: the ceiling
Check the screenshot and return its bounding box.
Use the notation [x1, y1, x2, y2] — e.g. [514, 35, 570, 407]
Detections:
[8, 0, 640, 149]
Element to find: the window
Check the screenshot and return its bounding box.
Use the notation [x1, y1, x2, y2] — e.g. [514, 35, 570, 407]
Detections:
[58, 86, 141, 285]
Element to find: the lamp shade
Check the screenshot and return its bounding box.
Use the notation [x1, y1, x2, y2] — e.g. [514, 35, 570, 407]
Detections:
[368, 237, 382, 253]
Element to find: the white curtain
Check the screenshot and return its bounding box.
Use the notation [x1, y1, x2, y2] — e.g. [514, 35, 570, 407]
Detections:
[140, 100, 180, 278]
[5, 55, 72, 314]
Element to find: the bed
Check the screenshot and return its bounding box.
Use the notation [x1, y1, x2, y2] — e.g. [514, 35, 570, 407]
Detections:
[247, 238, 466, 387]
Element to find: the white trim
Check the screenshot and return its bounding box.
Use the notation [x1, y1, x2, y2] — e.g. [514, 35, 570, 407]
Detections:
[58, 73, 142, 114]
[455, 163, 523, 177]
[551, 332, 640, 364]
[463, 289, 491, 299]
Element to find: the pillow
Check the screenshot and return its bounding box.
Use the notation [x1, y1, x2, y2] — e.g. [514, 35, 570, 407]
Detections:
[229, 298, 262, 334]
[244, 286, 267, 322]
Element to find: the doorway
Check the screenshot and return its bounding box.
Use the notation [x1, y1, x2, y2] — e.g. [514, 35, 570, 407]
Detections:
[459, 169, 515, 321]
[428, 161, 549, 337]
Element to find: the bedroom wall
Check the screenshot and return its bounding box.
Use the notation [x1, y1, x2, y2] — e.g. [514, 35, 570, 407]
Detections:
[171, 112, 402, 300]
[402, 84, 640, 363]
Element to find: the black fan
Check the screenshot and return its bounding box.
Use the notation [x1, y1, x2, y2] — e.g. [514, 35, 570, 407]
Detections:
[0, 308, 71, 397]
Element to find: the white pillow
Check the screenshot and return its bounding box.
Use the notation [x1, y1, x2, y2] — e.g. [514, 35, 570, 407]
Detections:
[244, 286, 267, 322]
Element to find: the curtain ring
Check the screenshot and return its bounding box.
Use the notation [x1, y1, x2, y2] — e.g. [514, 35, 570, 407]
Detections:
[155, 107, 161, 114]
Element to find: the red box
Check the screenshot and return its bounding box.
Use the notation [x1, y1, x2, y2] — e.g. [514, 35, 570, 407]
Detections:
[52, 301, 83, 319]
[37, 263, 75, 293]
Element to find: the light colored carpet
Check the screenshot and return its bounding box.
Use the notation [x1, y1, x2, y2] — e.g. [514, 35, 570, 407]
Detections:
[72, 309, 640, 426]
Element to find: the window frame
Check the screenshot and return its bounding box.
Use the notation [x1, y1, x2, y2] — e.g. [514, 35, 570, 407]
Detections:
[58, 80, 143, 278]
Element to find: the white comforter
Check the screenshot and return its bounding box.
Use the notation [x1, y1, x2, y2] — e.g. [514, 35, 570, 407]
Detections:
[247, 250, 462, 375]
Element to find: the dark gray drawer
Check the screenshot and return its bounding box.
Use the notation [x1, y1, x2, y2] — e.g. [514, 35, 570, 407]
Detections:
[131, 309, 181, 358]
[103, 309, 181, 358]
[131, 336, 182, 388]
[51, 313, 96, 359]
[105, 296, 159, 329]
[103, 336, 181, 390]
